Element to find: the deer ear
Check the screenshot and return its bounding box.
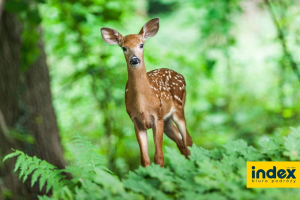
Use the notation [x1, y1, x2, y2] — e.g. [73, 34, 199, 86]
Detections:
[101, 28, 123, 45]
[139, 18, 159, 40]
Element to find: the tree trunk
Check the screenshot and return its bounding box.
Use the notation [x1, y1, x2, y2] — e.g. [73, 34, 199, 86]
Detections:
[0, 10, 66, 200]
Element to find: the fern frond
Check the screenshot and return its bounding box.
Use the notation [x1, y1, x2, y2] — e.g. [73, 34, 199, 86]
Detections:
[14, 154, 25, 172]
[39, 172, 48, 191]
[32, 156, 41, 165]
[70, 132, 110, 173]
[23, 163, 38, 183]
[46, 179, 55, 194]
[2, 149, 22, 162]
[4, 151, 71, 192]
[31, 168, 43, 187]
[19, 155, 30, 179]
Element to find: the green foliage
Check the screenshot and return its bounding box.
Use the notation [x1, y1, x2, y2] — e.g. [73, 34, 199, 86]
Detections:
[13, 0, 300, 177]
[3, 150, 70, 193]
[3, 128, 300, 199]
[65, 132, 111, 180]
[283, 127, 300, 160]
[2, 0, 300, 198]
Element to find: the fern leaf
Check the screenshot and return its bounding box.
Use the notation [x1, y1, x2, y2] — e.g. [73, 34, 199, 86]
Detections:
[45, 178, 53, 193]
[32, 156, 41, 165]
[70, 132, 108, 173]
[14, 154, 25, 172]
[59, 179, 73, 187]
[39, 160, 55, 170]
[55, 173, 67, 183]
[19, 155, 30, 179]
[31, 168, 43, 187]
[23, 163, 39, 183]
[39, 172, 49, 191]
[2, 150, 22, 162]
[61, 186, 73, 199]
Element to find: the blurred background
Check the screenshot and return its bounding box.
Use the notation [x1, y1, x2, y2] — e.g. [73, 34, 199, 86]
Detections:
[1, 0, 300, 198]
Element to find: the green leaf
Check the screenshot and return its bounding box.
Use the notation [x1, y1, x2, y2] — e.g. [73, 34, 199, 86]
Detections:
[160, 181, 175, 192]
[189, 145, 211, 161]
[259, 137, 281, 155]
[45, 178, 53, 193]
[283, 127, 300, 160]
[39, 173, 48, 191]
[14, 155, 25, 172]
[19, 155, 30, 179]
[222, 139, 248, 155]
[31, 168, 43, 187]
[3, 150, 21, 162]
[210, 148, 222, 160]
[23, 164, 38, 183]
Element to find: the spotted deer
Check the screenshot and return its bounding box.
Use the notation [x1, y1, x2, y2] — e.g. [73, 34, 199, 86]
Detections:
[101, 18, 193, 167]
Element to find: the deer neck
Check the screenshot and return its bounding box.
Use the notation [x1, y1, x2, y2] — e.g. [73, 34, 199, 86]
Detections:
[127, 60, 151, 95]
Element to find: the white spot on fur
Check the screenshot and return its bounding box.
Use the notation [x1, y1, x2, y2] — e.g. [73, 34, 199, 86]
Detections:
[174, 95, 182, 102]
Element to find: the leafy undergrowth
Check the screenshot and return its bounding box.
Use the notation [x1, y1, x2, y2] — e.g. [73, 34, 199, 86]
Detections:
[3, 128, 300, 200]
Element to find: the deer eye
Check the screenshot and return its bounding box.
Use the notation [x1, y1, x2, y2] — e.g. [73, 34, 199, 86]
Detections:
[122, 47, 126, 51]
[140, 44, 144, 48]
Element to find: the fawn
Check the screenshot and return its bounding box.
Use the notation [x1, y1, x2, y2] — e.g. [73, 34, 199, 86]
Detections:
[101, 18, 193, 167]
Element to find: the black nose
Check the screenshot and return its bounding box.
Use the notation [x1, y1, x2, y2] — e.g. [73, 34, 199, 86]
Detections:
[130, 56, 140, 66]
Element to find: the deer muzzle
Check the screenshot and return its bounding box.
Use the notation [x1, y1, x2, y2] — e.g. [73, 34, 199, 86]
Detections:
[130, 56, 140, 66]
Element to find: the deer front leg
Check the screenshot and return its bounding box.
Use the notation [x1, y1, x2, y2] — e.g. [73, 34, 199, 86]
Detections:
[134, 123, 150, 167]
[152, 119, 164, 167]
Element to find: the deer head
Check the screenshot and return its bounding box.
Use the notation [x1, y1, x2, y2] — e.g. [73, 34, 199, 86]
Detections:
[101, 18, 159, 67]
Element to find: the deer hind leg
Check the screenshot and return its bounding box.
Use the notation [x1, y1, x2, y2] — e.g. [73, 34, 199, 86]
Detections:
[134, 123, 151, 167]
[172, 111, 193, 157]
[163, 118, 188, 158]
[152, 119, 165, 167]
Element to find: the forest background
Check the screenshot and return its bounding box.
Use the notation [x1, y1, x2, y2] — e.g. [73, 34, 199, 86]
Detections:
[0, 0, 300, 198]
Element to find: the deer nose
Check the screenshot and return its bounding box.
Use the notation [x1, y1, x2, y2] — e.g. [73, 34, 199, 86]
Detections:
[130, 56, 140, 66]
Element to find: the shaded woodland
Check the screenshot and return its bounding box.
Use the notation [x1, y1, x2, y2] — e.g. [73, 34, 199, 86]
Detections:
[0, 0, 300, 199]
